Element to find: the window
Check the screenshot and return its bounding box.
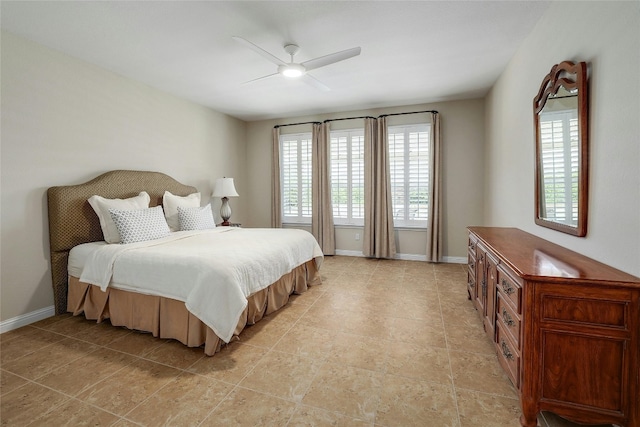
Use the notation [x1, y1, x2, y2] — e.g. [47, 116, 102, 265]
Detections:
[388, 124, 430, 227]
[539, 110, 579, 225]
[280, 133, 312, 223]
[279, 123, 432, 229]
[330, 130, 365, 225]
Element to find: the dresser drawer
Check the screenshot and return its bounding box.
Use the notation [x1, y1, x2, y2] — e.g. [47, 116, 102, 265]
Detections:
[541, 292, 629, 330]
[496, 324, 520, 388]
[468, 235, 477, 254]
[497, 265, 522, 312]
[497, 294, 521, 348]
[467, 267, 475, 286]
[468, 256, 476, 277]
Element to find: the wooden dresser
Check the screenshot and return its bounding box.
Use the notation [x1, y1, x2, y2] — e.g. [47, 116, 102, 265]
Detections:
[467, 227, 640, 427]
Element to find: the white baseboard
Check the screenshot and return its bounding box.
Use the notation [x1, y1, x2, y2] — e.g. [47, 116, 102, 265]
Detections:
[442, 256, 467, 264]
[334, 249, 364, 257]
[334, 250, 464, 263]
[396, 253, 428, 261]
[0, 305, 56, 334]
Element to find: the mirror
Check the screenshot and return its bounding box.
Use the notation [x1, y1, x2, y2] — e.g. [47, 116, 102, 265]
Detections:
[534, 61, 588, 236]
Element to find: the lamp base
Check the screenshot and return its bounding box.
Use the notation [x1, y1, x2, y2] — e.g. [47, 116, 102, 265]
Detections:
[220, 197, 232, 226]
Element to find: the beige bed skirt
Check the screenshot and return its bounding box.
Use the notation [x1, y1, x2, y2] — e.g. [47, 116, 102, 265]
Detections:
[67, 259, 321, 356]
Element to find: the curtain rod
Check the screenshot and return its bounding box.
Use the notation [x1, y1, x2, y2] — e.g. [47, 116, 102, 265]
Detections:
[378, 110, 438, 118]
[274, 110, 439, 129]
[323, 116, 375, 123]
[273, 121, 321, 129]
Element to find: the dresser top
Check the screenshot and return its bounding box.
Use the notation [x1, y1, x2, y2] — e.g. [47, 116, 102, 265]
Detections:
[468, 227, 640, 286]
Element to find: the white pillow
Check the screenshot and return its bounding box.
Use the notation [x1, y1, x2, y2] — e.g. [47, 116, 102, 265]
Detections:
[162, 191, 201, 232]
[88, 192, 151, 243]
[108, 206, 170, 244]
[177, 204, 217, 231]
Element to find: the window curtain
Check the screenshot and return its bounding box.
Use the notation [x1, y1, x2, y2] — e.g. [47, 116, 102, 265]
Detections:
[311, 122, 335, 255]
[271, 127, 282, 228]
[363, 117, 396, 259]
[426, 112, 442, 262]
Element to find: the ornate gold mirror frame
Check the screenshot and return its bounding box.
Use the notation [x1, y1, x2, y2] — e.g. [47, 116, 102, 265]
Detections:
[534, 61, 589, 236]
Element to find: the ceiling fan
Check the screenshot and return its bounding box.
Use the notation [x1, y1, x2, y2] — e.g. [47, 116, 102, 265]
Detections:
[232, 36, 361, 91]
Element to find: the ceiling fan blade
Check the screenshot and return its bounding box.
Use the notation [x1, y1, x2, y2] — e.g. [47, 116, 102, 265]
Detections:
[232, 36, 287, 66]
[301, 47, 361, 71]
[242, 72, 279, 85]
[302, 73, 331, 92]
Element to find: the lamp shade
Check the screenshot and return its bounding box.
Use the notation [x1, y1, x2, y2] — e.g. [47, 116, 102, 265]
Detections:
[212, 177, 239, 198]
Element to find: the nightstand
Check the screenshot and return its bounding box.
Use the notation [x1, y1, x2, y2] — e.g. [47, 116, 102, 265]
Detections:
[217, 223, 241, 227]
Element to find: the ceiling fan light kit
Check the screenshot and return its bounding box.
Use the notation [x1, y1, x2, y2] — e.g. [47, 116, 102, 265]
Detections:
[233, 36, 361, 90]
[279, 63, 305, 78]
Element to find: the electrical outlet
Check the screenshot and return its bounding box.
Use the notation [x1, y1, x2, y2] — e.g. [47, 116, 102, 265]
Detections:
[355, 233, 360, 241]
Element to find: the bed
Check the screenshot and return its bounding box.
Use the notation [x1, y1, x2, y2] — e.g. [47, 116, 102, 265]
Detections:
[47, 170, 323, 356]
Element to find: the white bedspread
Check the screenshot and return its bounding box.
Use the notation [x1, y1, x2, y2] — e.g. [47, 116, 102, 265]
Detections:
[79, 228, 323, 342]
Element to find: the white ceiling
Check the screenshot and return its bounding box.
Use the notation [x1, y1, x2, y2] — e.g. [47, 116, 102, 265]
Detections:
[1, 1, 550, 121]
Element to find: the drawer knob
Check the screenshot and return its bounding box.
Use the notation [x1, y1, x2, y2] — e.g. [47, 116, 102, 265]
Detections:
[501, 339, 514, 360]
[501, 279, 515, 295]
[502, 308, 515, 327]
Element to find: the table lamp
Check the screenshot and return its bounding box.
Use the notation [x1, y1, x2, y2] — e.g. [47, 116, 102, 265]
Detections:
[212, 177, 239, 226]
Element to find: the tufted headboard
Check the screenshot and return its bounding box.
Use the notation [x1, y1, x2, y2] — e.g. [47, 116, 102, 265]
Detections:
[47, 170, 197, 314]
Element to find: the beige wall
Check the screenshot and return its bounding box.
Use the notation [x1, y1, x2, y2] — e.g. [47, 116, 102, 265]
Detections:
[484, 2, 640, 276]
[245, 100, 486, 261]
[0, 32, 247, 322]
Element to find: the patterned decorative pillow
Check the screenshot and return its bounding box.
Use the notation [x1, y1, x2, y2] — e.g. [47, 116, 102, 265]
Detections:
[162, 191, 201, 232]
[177, 204, 217, 231]
[108, 206, 170, 244]
[88, 192, 151, 243]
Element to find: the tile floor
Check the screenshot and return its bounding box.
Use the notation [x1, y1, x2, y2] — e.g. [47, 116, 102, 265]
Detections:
[1, 256, 611, 426]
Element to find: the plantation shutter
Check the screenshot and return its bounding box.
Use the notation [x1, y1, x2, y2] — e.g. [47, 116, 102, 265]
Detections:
[280, 133, 312, 222]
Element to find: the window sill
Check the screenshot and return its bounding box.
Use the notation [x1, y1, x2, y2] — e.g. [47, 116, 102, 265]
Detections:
[282, 223, 427, 232]
[334, 224, 426, 231]
[395, 226, 428, 231]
